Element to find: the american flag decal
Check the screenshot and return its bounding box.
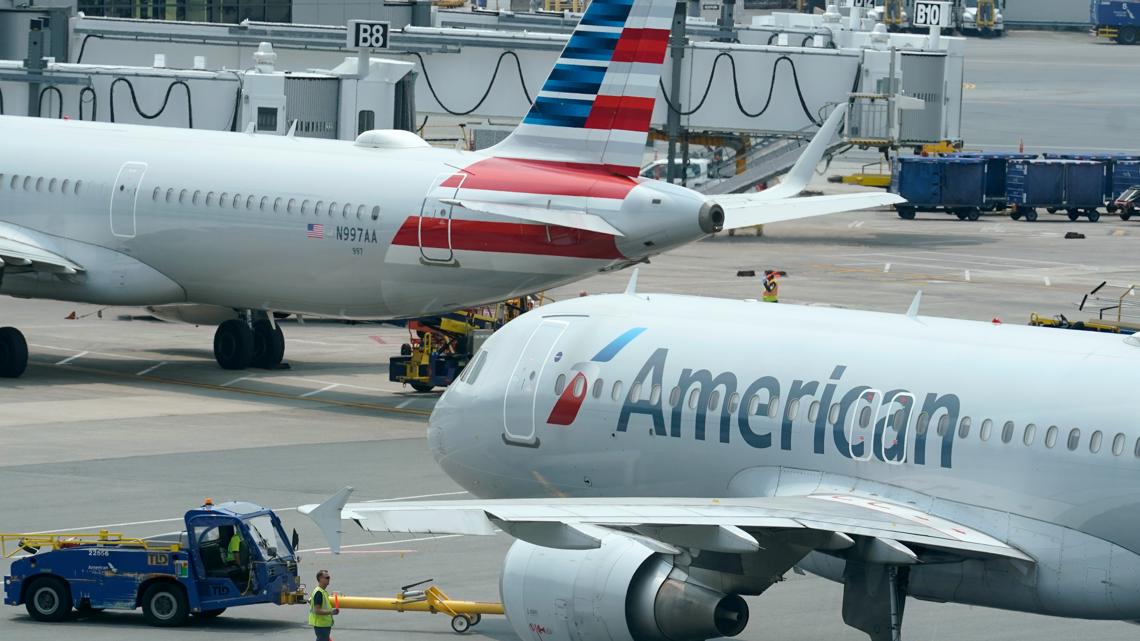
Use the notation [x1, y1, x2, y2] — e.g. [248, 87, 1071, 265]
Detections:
[306, 223, 324, 239]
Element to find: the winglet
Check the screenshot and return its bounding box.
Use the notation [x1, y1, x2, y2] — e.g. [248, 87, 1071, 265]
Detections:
[906, 290, 922, 319]
[761, 103, 848, 200]
[286, 119, 298, 138]
[624, 268, 640, 295]
[299, 486, 354, 554]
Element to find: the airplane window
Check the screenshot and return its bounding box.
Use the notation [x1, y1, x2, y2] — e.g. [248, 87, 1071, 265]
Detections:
[301, 200, 311, 215]
[206, 191, 216, 206]
[35, 177, 43, 191]
[1134, 436, 1140, 458]
[958, 417, 971, 439]
[689, 388, 701, 410]
[233, 194, 242, 208]
[75, 180, 83, 194]
[612, 381, 624, 402]
[859, 406, 872, 428]
[246, 195, 255, 209]
[220, 192, 230, 207]
[315, 201, 326, 216]
[343, 204, 352, 218]
[260, 197, 269, 211]
[329, 201, 339, 216]
[787, 398, 800, 421]
[23, 176, 31, 190]
[828, 402, 841, 426]
[274, 197, 283, 212]
[891, 409, 906, 431]
[64, 179, 74, 194]
[707, 390, 720, 410]
[915, 412, 929, 435]
[936, 414, 949, 436]
[768, 397, 779, 418]
[748, 395, 761, 416]
[1112, 433, 1125, 456]
[808, 401, 820, 422]
[572, 375, 586, 397]
[9, 175, 17, 189]
[980, 419, 992, 441]
[628, 382, 642, 402]
[150, 186, 158, 200]
[1001, 421, 1014, 443]
[555, 373, 566, 394]
[357, 205, 366, 219]
[50, 178, 58, 193]
[593, 378, 604, 399]
[193, 191, 201, 206]
[287, 199, 297, 214]
[728, 392, 740, 413]
[1067, 428, 1080, 451]
[649, 384, 661, 405]
[1023, 423, 1037, 446]
[179, 189, 188, 204]
[165, 188, 174, 203]
[1044, 425, 1058, 449]
[0, 173, 4, 187]
[371, 206, 381, 221]
[1089, 430, 1102, 454]
[669, 386, 680, 406]
[465, 350, 488, 384]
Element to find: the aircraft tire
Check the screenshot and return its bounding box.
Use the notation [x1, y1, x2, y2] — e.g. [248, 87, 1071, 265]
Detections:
[214, 320, 254, 370]
[0, 326, 28, 378]
[251, 320, 285, 369]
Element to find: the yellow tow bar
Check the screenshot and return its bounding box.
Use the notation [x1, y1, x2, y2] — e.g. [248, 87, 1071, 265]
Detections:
[332, 580, 504, 634]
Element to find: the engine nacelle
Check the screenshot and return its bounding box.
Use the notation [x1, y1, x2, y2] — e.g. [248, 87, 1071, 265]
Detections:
[501, 535, 749, 641]
[146, 304, 239, 325]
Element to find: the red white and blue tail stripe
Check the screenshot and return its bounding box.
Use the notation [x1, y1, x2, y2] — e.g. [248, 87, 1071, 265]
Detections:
[488, 0, 674, 177]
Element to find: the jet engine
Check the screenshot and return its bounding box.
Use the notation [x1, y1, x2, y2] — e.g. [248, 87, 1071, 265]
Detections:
[501, 534, 749, 641]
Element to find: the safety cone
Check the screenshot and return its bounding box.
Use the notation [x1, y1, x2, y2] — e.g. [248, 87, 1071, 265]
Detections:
[65, 311, 77, 320]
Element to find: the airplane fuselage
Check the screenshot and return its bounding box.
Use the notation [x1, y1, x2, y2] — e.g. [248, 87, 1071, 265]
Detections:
[0, 116, 708, 318]
[429, 294, 1140, 620]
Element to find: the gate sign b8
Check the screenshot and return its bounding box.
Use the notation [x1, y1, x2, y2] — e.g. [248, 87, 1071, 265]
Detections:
[347, 20, 390, 49]
[912, 1, 952, 27]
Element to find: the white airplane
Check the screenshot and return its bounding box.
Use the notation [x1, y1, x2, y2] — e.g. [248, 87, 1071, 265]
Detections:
[303, 280, 1140, 641]
[0, 0, 900, 379]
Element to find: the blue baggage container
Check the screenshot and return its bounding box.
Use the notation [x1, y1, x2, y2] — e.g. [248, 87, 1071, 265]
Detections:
[1007, 160, 1064, 207]
[1065, 161, 1108, 208]
[893, 157, 941, 206]
[953, 152, 1036, 203]
[940, 159, 986, 208]
[1112, 160, 1140, 200]
[1043, 152, 1137, 202]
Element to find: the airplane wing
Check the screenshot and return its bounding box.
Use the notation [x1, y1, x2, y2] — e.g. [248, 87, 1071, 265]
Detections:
[441, 199, 625, 236]
[0, 224, 84, 274]
[714, 191, 906, 229]
[300, 488, 1032, 563]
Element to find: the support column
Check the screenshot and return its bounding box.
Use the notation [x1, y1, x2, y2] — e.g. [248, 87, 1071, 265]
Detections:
[665, 0, 686, 184]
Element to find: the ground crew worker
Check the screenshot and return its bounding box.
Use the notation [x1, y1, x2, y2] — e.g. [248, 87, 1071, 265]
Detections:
[762, 270, 780, 303]
[225, 529, 242, 566]
[309, 569, 339, 641]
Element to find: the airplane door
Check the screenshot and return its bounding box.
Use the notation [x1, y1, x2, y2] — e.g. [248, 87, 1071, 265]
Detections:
[110, 161, 147, 238]
[502, 319, 569, 447]
[419, 173, 463, 263]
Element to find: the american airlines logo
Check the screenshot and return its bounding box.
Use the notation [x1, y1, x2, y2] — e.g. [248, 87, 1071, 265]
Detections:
[548, 330, 961, 469]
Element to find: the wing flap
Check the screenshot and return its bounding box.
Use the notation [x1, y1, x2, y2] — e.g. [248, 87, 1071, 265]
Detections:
[0, 226, 84, 274]
[714, 192, 906, 229]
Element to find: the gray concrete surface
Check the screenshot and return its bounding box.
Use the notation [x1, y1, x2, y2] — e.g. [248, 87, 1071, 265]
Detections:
[2, 29, 1140, 641]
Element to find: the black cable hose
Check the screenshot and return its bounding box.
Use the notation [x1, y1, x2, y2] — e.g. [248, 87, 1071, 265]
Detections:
[410, 50, 532, 117]
[0, 86, 4, 115]
[75, 34, 104, 64]
[38, 86, 64, 119]
[658, 53, 822, 126]
[110, 77, 193, 129]
[417, 115, 429, 134]
[79, 86, 97, 121]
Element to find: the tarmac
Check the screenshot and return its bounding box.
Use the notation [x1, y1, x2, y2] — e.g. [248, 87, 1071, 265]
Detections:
[2, 28, 1140, 641]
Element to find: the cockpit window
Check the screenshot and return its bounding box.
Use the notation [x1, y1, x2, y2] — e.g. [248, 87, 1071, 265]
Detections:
[464, 350, 489, 385]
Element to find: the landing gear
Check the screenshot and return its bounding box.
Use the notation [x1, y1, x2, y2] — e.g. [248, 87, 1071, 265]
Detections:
[842, 561, 908, 641]
[0, 326, 28, 378]
[213, 316, 286, 370]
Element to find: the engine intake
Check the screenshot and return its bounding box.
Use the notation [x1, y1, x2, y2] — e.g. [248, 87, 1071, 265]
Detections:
[501, 534, 749, 641]
[698, 202, 725, 234]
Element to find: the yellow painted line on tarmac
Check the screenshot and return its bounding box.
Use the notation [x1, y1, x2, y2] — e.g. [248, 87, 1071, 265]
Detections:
[27, 361, 434, 418]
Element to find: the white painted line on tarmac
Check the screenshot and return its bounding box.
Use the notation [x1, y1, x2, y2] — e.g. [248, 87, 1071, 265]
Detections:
[55, 351, 89, 366]
[299, 534, 463, 554]
[1044, 277, 1052, 287]
[31, 344, 145, 361]
[136, 361, 168, 376]
[292, 377, 383, 393]
[964, 270, 971, 282]
[884, 263, 891, 273]
[34, 491, 471, 534]
[300, 383, 341, 398]
[222, 375, 254, 387]
[396, 399, 414, 409]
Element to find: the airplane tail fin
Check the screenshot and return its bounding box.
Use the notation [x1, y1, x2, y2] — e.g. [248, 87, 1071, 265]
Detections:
[487, 0, 676, 176]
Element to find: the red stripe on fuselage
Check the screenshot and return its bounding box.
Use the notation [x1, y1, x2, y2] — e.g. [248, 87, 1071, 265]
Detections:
[392, 217, 625, 260]
[584, 95, 655, 133]
[440, 157, 640, 198]
[611, 28, 670, 64]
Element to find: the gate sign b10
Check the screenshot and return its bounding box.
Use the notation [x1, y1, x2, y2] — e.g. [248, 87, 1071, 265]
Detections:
[347, 20, 390, 49]
[912, 1, 952, 27]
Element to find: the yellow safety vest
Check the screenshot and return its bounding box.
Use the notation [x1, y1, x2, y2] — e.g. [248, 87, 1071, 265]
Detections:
[309, 586, 334, 627]
[225, 533, 241, 563]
